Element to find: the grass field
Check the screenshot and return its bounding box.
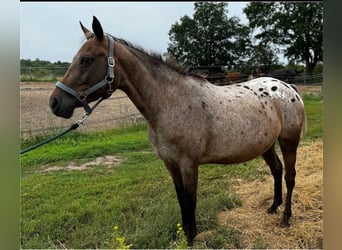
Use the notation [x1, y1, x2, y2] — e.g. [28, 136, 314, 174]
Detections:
[20, 94, 323, 249]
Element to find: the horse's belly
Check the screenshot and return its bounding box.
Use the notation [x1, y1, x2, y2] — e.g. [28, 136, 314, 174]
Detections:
[201, 138, 274, 164]
[201, 117, 280, 164]
[201, 137, 276, 164]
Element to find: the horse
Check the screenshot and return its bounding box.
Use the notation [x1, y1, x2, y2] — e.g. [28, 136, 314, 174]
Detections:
[49, 17, 306, 246]
[226, 71, 241, 83]
[188, 66, 227, 85]
[253, 67, 298, 84]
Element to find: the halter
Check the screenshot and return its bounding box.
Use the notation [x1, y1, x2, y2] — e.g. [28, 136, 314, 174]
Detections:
[55, 34, 115, 115]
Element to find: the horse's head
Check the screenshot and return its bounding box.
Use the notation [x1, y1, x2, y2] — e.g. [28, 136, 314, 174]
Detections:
[49, 16, 119, 118]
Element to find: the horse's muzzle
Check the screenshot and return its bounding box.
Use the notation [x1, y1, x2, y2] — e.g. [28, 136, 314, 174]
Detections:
[49, 95, 76, 119]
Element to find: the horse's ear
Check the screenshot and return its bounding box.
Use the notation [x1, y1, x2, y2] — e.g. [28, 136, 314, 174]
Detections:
[92, 16, 104, 41]
[79, 21, 91, 36]
[80, 21, 94, 40]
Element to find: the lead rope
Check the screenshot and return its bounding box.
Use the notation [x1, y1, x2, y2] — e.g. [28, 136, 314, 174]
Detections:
[20, 97, 104, 155]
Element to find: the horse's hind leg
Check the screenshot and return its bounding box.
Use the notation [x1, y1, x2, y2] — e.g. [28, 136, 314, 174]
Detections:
[262, 144, 283, 213]
[278, 136, 300, 227]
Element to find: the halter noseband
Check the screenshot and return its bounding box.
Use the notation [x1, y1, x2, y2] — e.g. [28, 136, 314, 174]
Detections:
[55, 34, 115, 115]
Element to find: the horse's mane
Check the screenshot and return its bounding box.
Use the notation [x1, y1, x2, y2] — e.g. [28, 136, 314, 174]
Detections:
[112, 36, 203, 79]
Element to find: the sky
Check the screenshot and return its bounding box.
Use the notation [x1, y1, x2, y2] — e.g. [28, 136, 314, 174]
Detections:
[20, 2, 249, 63]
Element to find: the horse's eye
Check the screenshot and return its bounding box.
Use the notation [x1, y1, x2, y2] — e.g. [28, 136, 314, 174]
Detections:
[80, 57, 94, 66]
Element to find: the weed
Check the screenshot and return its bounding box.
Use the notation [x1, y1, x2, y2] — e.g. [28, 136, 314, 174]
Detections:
[170, 223, 188, 249]
[106, 226, 132, 249]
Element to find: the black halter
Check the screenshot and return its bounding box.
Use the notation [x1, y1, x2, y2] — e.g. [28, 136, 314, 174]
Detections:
[55, 34, 115, 115]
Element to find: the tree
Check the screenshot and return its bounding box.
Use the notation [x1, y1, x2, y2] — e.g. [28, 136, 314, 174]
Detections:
[167, 2, 250, 68]
[20, 59, 70, 81]
[244, 2, 323, 82]
[247, 41, 280, 67]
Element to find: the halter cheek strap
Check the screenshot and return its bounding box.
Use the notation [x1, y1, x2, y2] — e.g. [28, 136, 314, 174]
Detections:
[55, 35, 115, 115]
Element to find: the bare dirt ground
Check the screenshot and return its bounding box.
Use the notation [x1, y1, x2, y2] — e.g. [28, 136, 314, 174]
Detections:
[296, 85, 322, 96]
[40, 155, 125, 172]
[20, 82, 143, 138]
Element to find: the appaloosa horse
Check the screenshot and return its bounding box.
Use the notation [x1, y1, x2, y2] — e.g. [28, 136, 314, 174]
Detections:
[50, 17, 306, 245]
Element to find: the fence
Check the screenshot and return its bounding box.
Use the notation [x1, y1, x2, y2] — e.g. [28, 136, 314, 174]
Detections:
[203, 72, 323, 86]
[20, 83, 145, 139]
[20, 66, 323, 85]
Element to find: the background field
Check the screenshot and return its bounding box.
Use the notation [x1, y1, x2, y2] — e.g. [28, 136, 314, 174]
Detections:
[20, 84, 323, 249]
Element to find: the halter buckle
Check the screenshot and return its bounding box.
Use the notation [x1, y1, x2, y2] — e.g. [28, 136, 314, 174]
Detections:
[106, 76, 114, 97]
[77, 92, 87, 102]
[108, 57, 115, 67]
[105, 75, 114, 84]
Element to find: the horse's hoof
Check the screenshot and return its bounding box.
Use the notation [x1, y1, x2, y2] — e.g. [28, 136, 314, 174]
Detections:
[279, 220, 290, 228]
[267, 206, 277, 214]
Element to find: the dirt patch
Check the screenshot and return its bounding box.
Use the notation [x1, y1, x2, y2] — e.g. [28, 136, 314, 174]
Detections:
[41, 155, 124, 172]
[296, 85, 322, 96]
[217, 141, 323, 249]
[20, 82, 143, 138]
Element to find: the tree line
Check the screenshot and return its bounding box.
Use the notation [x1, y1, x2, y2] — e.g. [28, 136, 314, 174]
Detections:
[20, 59, 70, 82]
[167, 2, 323, 80]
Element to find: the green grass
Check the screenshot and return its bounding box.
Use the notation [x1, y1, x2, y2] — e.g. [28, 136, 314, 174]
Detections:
[21, 124, 150, 173]
[20, 96, 322, 249]
[302, 93, 323, 140]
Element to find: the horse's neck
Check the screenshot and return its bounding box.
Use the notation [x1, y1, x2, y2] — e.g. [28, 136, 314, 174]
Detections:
[117, 45, 185, 123]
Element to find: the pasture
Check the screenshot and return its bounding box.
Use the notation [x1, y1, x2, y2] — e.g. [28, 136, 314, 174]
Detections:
[20, 89, 322, 249]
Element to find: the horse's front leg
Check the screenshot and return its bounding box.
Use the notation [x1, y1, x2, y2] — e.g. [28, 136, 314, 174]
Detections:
[165, 159, 199, 245]
[180, 161, 198, 245]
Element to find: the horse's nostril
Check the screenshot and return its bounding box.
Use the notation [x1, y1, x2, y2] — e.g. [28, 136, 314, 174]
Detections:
[50, 97, 58, 110]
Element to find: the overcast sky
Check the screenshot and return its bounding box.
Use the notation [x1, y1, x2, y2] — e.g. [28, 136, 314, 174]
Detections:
[20, 2, 249, 63]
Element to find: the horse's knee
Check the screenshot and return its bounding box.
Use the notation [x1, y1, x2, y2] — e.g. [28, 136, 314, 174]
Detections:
[285, 170, 296, 190]
[270, 164, 282, 178]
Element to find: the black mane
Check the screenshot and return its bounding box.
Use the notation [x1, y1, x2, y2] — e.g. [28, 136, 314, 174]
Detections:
[111, 36, 202, 78]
